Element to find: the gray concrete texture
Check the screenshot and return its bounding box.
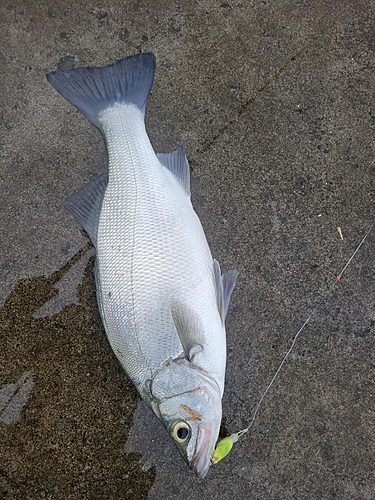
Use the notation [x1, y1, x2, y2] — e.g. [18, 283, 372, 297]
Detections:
[1, 0, 374, 498]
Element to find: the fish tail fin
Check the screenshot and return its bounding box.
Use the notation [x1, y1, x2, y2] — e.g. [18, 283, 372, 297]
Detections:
[46, 53, 156, 127]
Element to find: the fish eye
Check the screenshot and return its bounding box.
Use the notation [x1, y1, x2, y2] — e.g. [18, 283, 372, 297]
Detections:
[171, 421, 191, 443]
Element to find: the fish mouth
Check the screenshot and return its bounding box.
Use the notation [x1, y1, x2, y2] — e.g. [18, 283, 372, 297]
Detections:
[189, 425, 213, 479]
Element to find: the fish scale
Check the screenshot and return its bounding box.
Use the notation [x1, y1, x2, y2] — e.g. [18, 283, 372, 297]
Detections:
[98, 107, 203, 379]
[46, 53, 237, 478]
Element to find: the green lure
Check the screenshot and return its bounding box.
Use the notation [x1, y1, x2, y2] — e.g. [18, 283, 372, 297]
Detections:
[212, 434, 239, 464]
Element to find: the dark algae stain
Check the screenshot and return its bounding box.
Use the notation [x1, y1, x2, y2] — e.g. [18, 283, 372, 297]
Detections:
[0, 245, 155, 499]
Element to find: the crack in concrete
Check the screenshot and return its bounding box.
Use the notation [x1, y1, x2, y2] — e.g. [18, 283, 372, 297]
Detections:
[198, 49, 305, 154]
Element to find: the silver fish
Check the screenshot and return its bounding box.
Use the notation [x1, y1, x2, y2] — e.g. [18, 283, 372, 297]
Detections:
[47, 53, 237, 479]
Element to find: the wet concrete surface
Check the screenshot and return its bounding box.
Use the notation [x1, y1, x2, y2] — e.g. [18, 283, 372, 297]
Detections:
[1, 0, 374, 498]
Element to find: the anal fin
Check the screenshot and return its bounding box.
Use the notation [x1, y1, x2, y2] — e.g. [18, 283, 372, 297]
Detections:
[64, 172, 108, 246]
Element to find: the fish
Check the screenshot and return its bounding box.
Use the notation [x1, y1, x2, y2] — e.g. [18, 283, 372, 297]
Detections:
[46, 53, 237, 479]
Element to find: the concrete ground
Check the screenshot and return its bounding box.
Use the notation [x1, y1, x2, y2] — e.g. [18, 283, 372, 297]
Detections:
[1, 0, 374, 498]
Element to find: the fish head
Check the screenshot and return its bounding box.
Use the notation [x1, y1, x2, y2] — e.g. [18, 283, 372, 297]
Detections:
[155, 373, 222, 479]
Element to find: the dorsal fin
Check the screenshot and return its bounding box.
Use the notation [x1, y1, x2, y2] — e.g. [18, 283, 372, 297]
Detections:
[157, 145, 191, 196]
[221, 269, 238, 319]
[64, 172, 108, 246]
[213, 259, 238, 324]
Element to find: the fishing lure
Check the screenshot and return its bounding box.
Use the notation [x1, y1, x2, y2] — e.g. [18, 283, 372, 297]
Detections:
[212, 434, 239, 464]
[212, 226, 372, 465]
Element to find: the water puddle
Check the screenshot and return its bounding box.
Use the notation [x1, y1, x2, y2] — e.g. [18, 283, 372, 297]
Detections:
[0, 245, 155, 498]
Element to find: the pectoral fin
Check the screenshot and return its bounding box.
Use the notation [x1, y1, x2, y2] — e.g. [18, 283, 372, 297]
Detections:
[170, 302, 203, 362]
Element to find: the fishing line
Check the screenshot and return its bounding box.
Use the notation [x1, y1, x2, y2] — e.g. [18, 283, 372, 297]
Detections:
[212, 225, 373, 465]
[337, 228, 371, 279]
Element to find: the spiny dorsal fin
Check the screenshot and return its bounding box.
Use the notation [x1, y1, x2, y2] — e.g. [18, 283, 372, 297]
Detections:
[213, 259, 238, 324]
[221, 269, 238, 319]
[64, 172, 108, 247]
[157, 145, 191, 196]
